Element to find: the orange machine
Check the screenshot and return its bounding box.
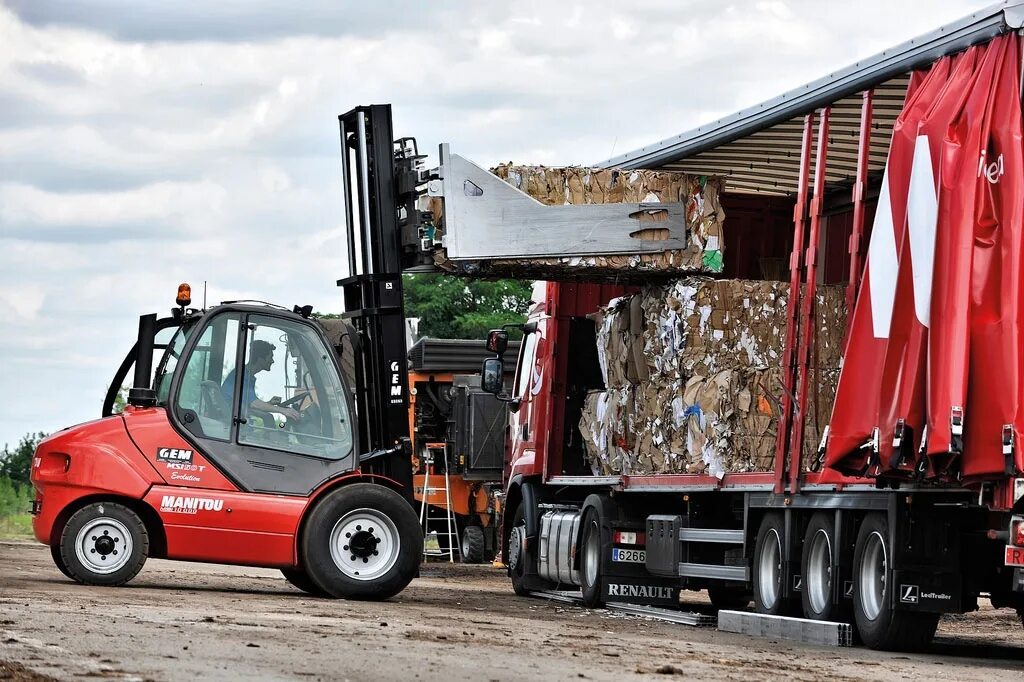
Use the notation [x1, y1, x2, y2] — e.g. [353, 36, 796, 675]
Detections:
[407, 338, 518, 562]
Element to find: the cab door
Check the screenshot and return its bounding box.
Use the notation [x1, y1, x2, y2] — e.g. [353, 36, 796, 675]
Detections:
[169, 308, 357, 495]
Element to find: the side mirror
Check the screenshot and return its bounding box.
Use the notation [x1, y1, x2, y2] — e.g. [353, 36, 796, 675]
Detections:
[481, 357, 504, 394]
[486, 329, 508, 355]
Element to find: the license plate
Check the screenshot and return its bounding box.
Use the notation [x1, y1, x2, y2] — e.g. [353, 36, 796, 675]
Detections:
[1006, 545, 1024, 567]
[612, 548, 646, 563]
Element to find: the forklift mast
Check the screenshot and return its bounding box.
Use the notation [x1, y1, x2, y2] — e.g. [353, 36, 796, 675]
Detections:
[337, 104, 435, 492]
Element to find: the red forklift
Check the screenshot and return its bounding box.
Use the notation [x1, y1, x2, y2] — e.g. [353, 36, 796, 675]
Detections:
[30, 105, 430, 600]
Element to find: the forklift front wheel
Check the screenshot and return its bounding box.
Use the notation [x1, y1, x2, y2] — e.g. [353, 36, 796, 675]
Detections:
[59, 501, 149, 586]
[301, 483, 422, 600]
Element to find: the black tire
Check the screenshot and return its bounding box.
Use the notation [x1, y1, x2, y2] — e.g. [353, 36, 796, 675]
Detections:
[508, 505, 535, 596]
[801, 512, 840, 621]
[708, 585, 751, 611]
[852, 513, 939, 651]
[301, 483, 422, 601]
[579, 507, 603, 607]
[460, 525, 486, 564]
[59, 502, 148, 586]
[50, 543, 74, 580]
[281, 567, 329, 597]
[753, 512, 797, 615]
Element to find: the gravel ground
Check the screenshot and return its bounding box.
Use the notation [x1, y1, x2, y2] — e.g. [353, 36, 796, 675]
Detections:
[0, 540, 1022, 681]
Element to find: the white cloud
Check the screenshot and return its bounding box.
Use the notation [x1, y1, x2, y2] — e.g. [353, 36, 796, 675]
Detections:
[0, 0, 992, 445]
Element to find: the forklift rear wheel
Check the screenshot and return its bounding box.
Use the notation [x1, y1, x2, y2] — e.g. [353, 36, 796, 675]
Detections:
[50, 543, 74, 580]
[301, 483, 422, 600]
[281, 567, 329, 597]
[60, 502, 149, 586]
[460, 525, 486, 564]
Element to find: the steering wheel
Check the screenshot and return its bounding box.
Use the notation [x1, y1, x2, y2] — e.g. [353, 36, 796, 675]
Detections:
[278, 393, 306, 409]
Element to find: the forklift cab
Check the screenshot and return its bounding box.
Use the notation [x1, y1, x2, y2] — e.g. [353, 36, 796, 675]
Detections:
[105, 301, 360, 495]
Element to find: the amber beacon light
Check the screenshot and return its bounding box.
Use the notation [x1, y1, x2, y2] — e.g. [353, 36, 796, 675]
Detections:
[176, 283, 192, 307]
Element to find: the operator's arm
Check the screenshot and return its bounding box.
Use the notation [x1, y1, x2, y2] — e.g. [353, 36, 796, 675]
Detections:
[251, 399, 299, 421]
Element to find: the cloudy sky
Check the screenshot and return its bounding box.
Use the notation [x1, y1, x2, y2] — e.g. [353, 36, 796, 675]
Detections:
[0, 0, 992, 447]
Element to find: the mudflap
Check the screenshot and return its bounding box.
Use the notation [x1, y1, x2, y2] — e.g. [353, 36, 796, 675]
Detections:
[602, 521, 680, 607]
[602, 577, 680, 607]
[891, 570, 962, 613]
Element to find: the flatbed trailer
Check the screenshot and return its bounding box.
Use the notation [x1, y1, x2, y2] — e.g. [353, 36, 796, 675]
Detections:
[475, 3, 1024, 652]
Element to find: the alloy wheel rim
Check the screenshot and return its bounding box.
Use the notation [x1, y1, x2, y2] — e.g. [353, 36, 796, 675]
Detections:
[859, 530, 887, 621]
[806, 528, 833, 614]
[759, 528, 783, 608]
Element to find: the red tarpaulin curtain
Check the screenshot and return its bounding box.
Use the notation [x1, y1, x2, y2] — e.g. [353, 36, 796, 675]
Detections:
[824, 33, 1024, 481]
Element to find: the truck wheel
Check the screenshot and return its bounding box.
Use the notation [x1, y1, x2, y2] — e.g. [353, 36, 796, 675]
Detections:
[708, 585, 751, 611]
[280, 567, 329, 597]
[579, 507, 604, 607]
[753, 513, 795, 615]
[301, 483, 422, 601]
[460, 525, 486, 564]
[50, 543, 74, 580]
[853, 513, 939, 651]
[801, 512, 839, 621]
[59, 502, 148, 586]
[508, 505, 535, 596]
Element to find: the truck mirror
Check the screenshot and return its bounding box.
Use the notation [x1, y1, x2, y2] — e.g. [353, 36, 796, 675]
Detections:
[521, 320, 539, 335]
[481, 357, 504, 394]
[486, 329, 508, 355]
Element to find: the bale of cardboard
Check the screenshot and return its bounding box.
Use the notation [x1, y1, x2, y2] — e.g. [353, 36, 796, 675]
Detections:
[580, 279, 846, 477]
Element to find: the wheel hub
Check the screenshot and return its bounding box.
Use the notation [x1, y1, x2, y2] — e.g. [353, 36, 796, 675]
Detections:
[508, 525, 524, 572]
[74, 517, 133, 575]
[329, 508, 400, 582]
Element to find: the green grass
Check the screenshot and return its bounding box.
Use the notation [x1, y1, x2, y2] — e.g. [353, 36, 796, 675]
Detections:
[0, 513, 33, 540]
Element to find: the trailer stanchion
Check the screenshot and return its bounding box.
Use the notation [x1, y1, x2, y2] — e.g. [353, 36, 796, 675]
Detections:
[843, 90, 874, 352]
[790, 107, 831, 494]
[774, 113, 815, 494]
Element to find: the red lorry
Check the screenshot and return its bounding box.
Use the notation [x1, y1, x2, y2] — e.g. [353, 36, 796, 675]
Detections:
[479, 8, 1024, 651]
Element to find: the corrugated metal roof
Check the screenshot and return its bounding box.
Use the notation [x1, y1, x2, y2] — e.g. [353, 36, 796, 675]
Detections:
[600, 1, 1024, 195]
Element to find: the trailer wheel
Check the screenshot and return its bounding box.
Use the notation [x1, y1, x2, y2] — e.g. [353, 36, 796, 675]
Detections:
[508, 505, 535, 596]
[301, 483, 422, 601]
[801, 512, 839, 620]
[59, 502, 148, 586]
[753, 513, 795, 615]
[50, 543, 74, 580]
[460, 525, 486, 564]
[280, 567, 329, 597]
[853, 513, 938, 651]
[579, 507, 604, 607]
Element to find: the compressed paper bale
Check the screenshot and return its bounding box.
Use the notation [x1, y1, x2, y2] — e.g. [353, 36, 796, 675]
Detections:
[581, 278, 849, 477]
[431, 167, 727, 279]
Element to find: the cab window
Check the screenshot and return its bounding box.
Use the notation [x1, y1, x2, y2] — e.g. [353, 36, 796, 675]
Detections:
[174, 313, 241, 441]
[514, 330, 539, 400]
[236, 314, 353, 460]
[155, 324, 194, 406]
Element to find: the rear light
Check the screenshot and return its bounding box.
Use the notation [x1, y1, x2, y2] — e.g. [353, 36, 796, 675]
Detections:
[613, 530, 646, 546]
[1012, 517, 1024, 547]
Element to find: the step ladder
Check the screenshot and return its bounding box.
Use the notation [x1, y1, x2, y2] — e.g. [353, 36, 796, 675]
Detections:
[418, 442, 459, 562]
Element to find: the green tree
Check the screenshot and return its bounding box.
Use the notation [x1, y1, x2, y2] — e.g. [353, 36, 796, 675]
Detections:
[0, 432, 46, 486]
[402, 275, 533, 339]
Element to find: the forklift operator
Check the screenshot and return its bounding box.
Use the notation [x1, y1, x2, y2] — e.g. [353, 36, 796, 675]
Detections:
[222, 339, 301, 424]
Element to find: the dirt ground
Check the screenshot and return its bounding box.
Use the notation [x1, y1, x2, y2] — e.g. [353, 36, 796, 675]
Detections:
[0, 541, 1021, 681]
